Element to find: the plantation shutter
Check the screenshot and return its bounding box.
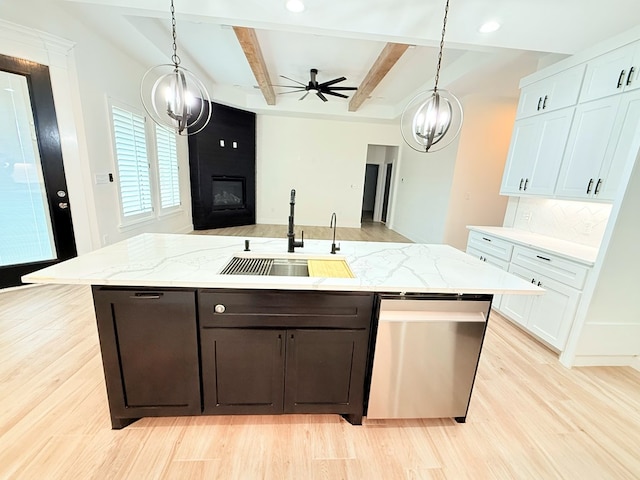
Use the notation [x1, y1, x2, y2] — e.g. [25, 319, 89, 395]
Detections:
[155, 125, 181, 209]
[111, 106, 152, 217]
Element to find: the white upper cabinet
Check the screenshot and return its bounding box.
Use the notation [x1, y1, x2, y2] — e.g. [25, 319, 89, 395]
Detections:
[517, 65, 586, 119]
[555, 89, 640, 200]
[500, 108, 574, 196]
[580, 41, 640, 103]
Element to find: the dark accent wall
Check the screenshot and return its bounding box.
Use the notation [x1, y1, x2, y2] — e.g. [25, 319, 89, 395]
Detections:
[188, 102, 256, 229]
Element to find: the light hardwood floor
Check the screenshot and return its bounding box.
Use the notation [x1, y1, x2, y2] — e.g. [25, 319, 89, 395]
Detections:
[1, 224, 639, 479]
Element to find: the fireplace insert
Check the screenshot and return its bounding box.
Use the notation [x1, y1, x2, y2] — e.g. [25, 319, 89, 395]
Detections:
[212, 176, 245, 210]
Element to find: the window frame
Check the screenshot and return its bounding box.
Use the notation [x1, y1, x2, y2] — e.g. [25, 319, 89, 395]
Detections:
[108, 98, 183, 229]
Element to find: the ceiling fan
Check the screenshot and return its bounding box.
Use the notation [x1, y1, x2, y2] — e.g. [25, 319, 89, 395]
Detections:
[276, 68, 358, 102]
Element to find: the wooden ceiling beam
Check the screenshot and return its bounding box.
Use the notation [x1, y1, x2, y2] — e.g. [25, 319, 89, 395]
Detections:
[233, 26, 276, 106]
[348, 42, 410, 112]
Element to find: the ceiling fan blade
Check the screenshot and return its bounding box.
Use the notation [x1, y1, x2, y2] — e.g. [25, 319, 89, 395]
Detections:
[325, 86, 358, 91]
[299, 91, 310, 101]
[280, 75, 306, 87]
[271, 84, 306, 88]
[280, 88, 308, 95]
[316, 91, 328, 102]
[324, 90, 349, 99]
[318, 76, 346, 88]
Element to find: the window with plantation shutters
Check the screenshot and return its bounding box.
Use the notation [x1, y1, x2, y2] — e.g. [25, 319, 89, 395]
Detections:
[111, 106, 153, 218]
[155, 125, 180, 209]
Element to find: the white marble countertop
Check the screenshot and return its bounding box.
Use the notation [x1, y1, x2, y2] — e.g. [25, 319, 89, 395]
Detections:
[22, 233, 544, 295]
[467, 226, 599, 265]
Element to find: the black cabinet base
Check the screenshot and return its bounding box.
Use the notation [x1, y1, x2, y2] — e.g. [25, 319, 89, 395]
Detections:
[454, 416, 466, 424]
[111, 417, 141, 429]
[342, 413, 363, 425]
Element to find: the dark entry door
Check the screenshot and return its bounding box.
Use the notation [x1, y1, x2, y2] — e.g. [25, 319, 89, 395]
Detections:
[0, 54, 77, 288]
[381, 163, 393, 223]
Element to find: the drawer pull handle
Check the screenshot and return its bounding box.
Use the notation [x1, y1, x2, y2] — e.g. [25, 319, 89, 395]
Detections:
[586, 178, 594, 194]
[537, 97, 542, 111]
[519, 178, 524, 191]
[542, 95, 548, 109]
[536, 255, 551, 262]
[482, 237, 492, 242]
[627, 67, 635, 86]
[278, 334, 283, 356]
[537, 281, 542, 287]
[524, 178, 529, 191]
[531, 278, 536, 284]
[130, 293, 162, 299]
[617, 69, 626, 88]
[214, 304, 226, 314]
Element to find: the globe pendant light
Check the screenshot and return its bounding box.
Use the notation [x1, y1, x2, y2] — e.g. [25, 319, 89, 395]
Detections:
[401, 0, 463, 153]
[141, 0, 212, 135]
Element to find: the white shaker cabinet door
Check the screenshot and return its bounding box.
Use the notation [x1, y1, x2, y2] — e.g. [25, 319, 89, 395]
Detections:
[500, 108, 574, 196]
[527, 276, 581, 351]
[554, 95, 621, 200]
[580, 42, 639, 102]
[500, 267, 534, 328]
[596, 89, 640, 200]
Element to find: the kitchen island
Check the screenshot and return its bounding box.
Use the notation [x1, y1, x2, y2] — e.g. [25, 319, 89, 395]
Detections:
[23, 233, 542, 428]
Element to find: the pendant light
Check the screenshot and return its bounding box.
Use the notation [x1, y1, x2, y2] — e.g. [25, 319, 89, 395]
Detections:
[141, 0, 212, 135]
[400, 0, 463, 153]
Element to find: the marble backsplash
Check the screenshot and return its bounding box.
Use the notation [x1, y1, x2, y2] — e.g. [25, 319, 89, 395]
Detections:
[508, 197, 612, 248]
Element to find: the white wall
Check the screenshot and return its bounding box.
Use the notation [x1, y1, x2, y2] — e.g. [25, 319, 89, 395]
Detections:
[442, 96, 516, 250]
[1, 3, 193, 253]
[255, 115, 400, 229]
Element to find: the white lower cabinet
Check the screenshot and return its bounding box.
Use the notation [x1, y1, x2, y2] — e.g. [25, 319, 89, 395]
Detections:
[506, 263, 582, 350]
[467, 230, 590, 352]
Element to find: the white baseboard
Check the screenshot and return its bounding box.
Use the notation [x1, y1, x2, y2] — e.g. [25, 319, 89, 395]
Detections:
[572, 355, 639, 368]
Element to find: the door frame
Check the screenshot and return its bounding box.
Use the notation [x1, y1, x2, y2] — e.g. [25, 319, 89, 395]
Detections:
[0, 53, 77, 288]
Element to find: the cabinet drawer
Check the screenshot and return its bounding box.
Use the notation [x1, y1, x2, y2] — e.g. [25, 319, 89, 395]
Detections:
[466, 247, 509, 271]
[199, 289, 373, 328]
[467, 231, 514, 261]
[510, 246, 589, 289]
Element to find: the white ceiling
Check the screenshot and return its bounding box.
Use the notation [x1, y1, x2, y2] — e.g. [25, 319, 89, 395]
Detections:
[62, 0, 640, 121]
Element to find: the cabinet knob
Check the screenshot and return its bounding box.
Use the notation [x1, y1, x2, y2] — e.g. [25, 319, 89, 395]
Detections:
[214, 304, 226, 314]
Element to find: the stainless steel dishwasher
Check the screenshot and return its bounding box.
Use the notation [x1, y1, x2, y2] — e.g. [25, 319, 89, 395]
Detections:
[367, 294, 491, 422]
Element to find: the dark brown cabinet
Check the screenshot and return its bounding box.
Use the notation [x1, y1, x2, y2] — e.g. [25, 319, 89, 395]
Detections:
[201, 328, 285, 415]
[92, 287, 201, 428]
[199, 289, 373, 424]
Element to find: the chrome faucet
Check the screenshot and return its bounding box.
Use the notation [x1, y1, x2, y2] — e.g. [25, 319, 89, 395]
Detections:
[330, 212, 340, 254]
[287, 189, 304, 253]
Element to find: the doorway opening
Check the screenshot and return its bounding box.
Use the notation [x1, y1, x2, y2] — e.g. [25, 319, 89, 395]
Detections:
[361, 145, 398, 225]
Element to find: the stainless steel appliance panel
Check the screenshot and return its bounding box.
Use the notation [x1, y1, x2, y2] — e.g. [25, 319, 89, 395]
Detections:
[367, 298, 489, 419]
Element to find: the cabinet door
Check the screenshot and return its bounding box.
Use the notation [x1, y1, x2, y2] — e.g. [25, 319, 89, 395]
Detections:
[92, 288, 200, 420]
[500, 117, 539, 194]
[201, 328, 285, 414]
[499, 267, 534, 327]
[596, 89, 640, 200]
[527, 276, 581, 350]
[284, 329, 368, 415]
[527, 108, 574, 195]
[555, 95, 621, 199]
[517, 65, 584, 118]
[580, 42, 638, 102]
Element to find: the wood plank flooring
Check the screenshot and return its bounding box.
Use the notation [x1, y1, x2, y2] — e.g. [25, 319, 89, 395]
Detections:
[1, 224, 639, 479]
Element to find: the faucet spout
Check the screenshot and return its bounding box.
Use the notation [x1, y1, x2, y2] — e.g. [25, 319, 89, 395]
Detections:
[287, 189, 304, 253]
[330, 212, 340, 254]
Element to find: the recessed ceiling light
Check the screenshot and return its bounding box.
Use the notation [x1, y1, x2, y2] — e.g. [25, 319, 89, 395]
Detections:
[286, 0, 305, 13]
[479, 20, 501, 33]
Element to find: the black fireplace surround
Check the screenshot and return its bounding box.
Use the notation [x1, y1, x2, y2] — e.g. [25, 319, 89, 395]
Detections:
[188, 102, 256, 229]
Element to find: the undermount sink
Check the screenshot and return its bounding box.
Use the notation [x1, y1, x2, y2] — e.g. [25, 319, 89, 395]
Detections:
[220, 257, 309, 277]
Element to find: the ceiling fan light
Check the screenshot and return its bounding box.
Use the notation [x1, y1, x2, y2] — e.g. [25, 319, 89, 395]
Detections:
[285, 0, 305, 13]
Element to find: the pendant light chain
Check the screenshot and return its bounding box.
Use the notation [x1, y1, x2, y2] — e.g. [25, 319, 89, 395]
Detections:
[170, 0, 181, 67]
[433, 0, 450, 92]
